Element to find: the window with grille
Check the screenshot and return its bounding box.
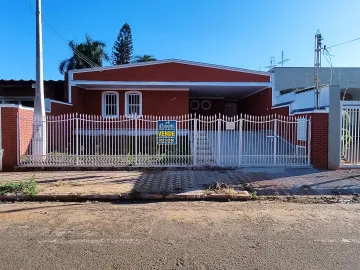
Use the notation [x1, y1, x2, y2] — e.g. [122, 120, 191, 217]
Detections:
[102, 92, 119, 118]
[125, 91, 142, 117]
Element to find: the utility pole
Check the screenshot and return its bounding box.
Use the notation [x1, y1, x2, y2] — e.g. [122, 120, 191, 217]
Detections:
[314, 30, 322, 109]
[33, 0, 46, 158]
[277, 51, 290, 67]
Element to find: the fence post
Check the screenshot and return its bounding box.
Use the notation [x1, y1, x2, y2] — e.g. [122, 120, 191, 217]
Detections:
[193, 117, 197, 166]
[239, 117, 243, 166]
[76, 116, 79, 165]
[273, 117, 277, 165]
[308, 117, 312, 166]
[217, 116, 221, 165]
[135, 116, 138, 165]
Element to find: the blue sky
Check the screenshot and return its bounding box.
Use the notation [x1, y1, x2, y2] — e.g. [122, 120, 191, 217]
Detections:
[1, 0, 360, 80]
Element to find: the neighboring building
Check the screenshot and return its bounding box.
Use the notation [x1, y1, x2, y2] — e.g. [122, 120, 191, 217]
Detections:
[0, 79, 65, 107]
[271, 67, 360, 109]
[66, 59, 272, 117]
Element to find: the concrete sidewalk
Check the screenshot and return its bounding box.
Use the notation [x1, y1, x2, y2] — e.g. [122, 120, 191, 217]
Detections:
[1, 168, 360, 197]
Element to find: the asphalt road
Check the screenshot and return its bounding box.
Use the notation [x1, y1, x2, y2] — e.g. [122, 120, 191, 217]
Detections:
[0, 201, 359, 270]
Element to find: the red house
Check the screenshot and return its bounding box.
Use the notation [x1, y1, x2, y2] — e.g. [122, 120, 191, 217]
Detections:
[2, 59, 332, 171]
[65, 59, 273, 117]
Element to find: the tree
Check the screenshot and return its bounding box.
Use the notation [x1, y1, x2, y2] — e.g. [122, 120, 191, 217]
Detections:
[59, 34, 109, 74]
[133, 55, 157, 62]
[112, 23, 133, 65]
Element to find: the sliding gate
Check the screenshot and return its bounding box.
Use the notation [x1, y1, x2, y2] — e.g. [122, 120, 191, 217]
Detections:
[340, 101, 360, 167]
[17, 113, 311, 167]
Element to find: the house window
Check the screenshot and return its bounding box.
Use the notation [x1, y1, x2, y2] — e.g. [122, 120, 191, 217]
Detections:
[102, 91, 119, 118]
[125, 91, 142, 117]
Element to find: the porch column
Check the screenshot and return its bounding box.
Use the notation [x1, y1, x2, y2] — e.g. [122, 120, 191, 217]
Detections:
[328, 85, 341, 169]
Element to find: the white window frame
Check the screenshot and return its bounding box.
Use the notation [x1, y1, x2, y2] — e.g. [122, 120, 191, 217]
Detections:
[102, 91, 119, 118]
[125, 91, 142, 118]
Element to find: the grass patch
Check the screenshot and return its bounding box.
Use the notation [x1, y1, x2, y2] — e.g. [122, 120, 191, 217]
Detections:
[250, 191, 258, 200]
[203, 182, 238, 195]
[0, 175, 38, 196]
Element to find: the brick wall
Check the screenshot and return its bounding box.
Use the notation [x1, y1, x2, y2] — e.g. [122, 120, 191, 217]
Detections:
[306, 113, 329, 169]
[18, 109, 34, 159]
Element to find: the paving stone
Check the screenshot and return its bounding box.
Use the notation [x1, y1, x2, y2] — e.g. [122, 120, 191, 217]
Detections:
[1, 168, 360, 196]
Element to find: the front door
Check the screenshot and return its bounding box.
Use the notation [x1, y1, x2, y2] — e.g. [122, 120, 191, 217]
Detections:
[224, 102, 237, 117]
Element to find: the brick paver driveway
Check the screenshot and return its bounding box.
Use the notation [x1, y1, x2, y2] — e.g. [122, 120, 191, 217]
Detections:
[1, 168, 360, 196]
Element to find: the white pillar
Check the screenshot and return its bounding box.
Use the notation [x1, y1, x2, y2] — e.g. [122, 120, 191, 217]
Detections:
[32, 0, 47, 159]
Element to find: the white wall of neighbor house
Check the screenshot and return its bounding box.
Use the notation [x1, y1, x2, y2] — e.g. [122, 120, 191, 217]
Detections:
[291, 86, 331, 112]
[272, 67, 360, 106]
[273, 67, 360, 93]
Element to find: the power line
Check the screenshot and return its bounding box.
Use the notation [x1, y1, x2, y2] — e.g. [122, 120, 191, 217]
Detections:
[30, 0, 100, 68]
[327, 37, 360, 49]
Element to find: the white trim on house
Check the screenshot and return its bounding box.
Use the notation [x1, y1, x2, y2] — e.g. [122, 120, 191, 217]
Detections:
[77, 87, 190, 91]
[0, 104, 34, 110]
[69, 59, 272, 76]
[101, 91, 120, 119]
[124, 91, 142, 118]
[50, 100, 73, 106]
[271, 72, 276, 106]
[68, 71, 74, 104]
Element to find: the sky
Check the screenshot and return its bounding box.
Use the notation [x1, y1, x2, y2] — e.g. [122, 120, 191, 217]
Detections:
[1, 0, 360, 80]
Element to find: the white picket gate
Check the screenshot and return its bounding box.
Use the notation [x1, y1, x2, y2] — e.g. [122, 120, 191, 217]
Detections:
[340, 101, 360, 167]
[17, 113, 311, 167]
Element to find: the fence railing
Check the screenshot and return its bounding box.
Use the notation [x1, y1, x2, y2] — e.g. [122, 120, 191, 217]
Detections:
[17, 113, 311, 167]
[340, 101, 360, 167]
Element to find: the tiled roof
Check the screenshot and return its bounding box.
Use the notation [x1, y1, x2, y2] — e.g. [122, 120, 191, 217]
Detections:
[0, 79, 63, 83]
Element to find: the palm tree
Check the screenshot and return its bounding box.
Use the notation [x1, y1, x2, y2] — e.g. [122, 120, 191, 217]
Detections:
[59, 34, 109, 74]
[133, 55, 157, 63]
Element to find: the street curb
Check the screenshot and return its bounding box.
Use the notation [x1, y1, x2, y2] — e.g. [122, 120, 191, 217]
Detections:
[0, 192, 251, 202]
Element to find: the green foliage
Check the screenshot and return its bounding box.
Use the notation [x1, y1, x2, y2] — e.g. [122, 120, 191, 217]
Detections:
[0, 175, 38, 196]
[133, 55, 157, 63]
[341, 111, 353, 155]
[250, 191, 258, 200]
[112, 23, 133, 65]
[59, 34, 109, 74]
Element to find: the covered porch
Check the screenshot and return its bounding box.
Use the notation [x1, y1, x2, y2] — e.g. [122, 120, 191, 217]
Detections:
[73, 80, 272, 117]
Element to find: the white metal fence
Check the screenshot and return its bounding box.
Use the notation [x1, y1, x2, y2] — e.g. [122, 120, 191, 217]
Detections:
[18, 113, 311, 167]
[340, 101, 360, 167]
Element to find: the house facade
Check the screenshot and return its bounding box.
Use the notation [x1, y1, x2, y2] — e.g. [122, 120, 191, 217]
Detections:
[65, 59, 273, 117]
[1, 60, 337, 171]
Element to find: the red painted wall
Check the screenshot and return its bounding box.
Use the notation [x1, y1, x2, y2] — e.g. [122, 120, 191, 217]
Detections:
[81, 90, 189, 116]
[73, 62, 270, 83]
[238, 88, 289, 116]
